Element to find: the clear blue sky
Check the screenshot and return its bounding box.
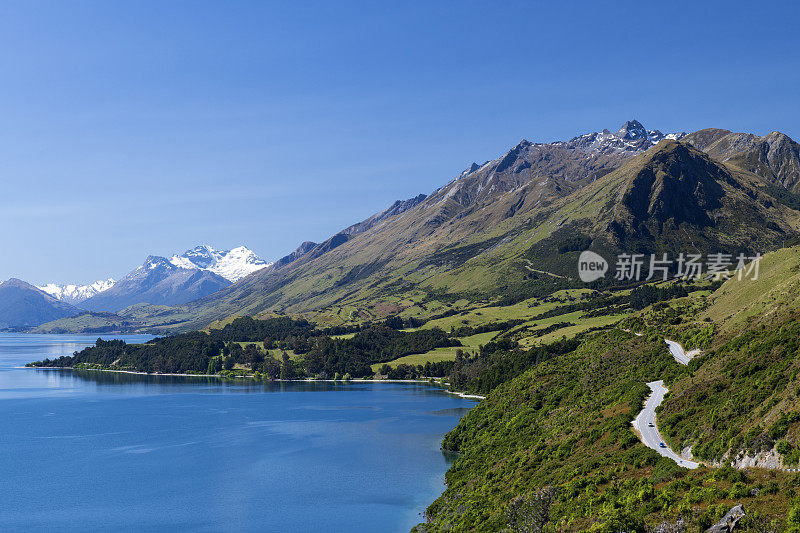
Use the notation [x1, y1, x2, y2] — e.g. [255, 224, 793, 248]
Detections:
[2, 1, 798, 284]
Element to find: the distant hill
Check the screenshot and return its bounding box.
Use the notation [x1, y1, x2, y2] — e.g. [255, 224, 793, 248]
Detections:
[0, 278, 82, 329]
[79, 256, 232, 312]
[29, 311, 144, 334]
[685, 128, 800, 194]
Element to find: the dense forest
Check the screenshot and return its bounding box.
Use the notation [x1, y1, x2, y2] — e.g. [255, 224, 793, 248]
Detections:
[27, 313, 589, 389]
[27, 316, 460, 378]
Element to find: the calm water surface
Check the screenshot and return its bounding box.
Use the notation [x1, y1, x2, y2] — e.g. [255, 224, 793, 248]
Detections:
[0, 333, 475, 532]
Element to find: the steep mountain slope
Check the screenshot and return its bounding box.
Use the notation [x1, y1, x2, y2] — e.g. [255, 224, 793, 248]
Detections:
[266, 193, 430, 271]
[80, 256, 232, 312]
[37, 279, 116, 304]
[159, 142, 797, 330]
[529, 140, 799, 263]
[685, 128, 800, 194]
[0, 278, 82, 329]
[421, 326, 798, 531]
[632, 246, 800, 469]
[169, 245, 271, 282]
[271, 241, 319, 269]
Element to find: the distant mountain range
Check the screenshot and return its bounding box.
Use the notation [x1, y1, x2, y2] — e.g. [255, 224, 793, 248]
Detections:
[169, 245, 272, 282]
[39, 246, 270, 305]
[126, 120, 800, 332]
[38, 279, 116, 305]
[78, 255, 233, 313]
[1, 246, 270, 329]
[75, 245, 270, 313]
[18, 120, 800, 333]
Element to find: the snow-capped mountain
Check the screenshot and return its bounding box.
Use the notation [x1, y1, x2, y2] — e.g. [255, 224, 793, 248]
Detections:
[36, 245, 269, 311]
[170, 245, 272, 282]
[80, 255, 232, 313]
[428, 120, 686, 209]
[37, 279, 116, 305]
[565, 120, 686, 155]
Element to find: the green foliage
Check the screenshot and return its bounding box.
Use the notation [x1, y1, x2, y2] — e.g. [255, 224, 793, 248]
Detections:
[445, 337, 580, 395]
[449, 319, 526, 338]
[385, 361, 454, 380]
[304, 326, 460, 378]
[557, 235, 592, 254]
[789, 503, 800, 527]
[659, 310, 800, 462]
[428, 330, 703, 530]
[29, 317, 459, 379]
[628, 284, 688, 311]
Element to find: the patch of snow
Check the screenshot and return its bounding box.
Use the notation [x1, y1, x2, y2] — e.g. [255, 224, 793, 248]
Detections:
[169, 245, 272, 282]
[37, 278, 116, 304]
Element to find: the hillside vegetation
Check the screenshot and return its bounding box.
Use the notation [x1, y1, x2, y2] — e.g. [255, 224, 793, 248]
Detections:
[420, 330, 800, 532]
[413, 245, 800, 531]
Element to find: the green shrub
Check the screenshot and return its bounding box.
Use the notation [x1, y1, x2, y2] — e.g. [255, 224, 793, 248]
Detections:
[789, 503, 800, 527]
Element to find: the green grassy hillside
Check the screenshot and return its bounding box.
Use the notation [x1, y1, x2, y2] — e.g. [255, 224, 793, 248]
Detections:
[644, 246, 800, 470]
[420, 330, 799, 532]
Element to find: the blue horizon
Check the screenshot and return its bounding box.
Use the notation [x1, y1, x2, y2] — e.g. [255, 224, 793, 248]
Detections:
[1, 0, 798, 284]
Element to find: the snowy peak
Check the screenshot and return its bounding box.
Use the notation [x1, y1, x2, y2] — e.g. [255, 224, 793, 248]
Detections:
[568, 120, 686, 154]
[169, 245, 272, 282]
[37, 278, 116, 305]
[80, 253, 232, 313]
[38, 245, 270, 307]
[616, 120, 648, 140]
[140, 256, 175, 272]
[170, 245, 219, 270]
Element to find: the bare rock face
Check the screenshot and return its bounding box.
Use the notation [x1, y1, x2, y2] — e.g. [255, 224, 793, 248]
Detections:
[684, 128, 800, 194]
[705, 505, 745, 533]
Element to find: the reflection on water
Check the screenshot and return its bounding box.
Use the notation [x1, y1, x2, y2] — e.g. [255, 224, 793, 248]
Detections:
[426, 407, 474, 416]
[441, 449, 463, 465]
[30, 367, 461, 396]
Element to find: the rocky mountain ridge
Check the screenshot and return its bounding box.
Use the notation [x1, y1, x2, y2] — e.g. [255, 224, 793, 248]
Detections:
[37, 279, 116, 305]
[118, 121, 800, 332]
[78, 255, 232, 313]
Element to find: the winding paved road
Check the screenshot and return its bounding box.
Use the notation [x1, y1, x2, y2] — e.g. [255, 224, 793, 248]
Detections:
[664, 338, 700, 365]
[632, 380, 699, 469]
[633, 335, 800, 472]
[630, 337, 701, 469]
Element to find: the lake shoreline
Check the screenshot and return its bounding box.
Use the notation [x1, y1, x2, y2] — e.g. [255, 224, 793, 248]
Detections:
[22, 366, 486, 399]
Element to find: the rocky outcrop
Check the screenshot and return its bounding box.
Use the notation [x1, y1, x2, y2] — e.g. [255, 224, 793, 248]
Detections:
[705, 505, 745, 533]
[685, 128, 800, 194]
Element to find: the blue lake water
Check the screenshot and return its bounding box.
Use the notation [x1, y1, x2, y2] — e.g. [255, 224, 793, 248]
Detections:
[0, 333, 475, 532]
